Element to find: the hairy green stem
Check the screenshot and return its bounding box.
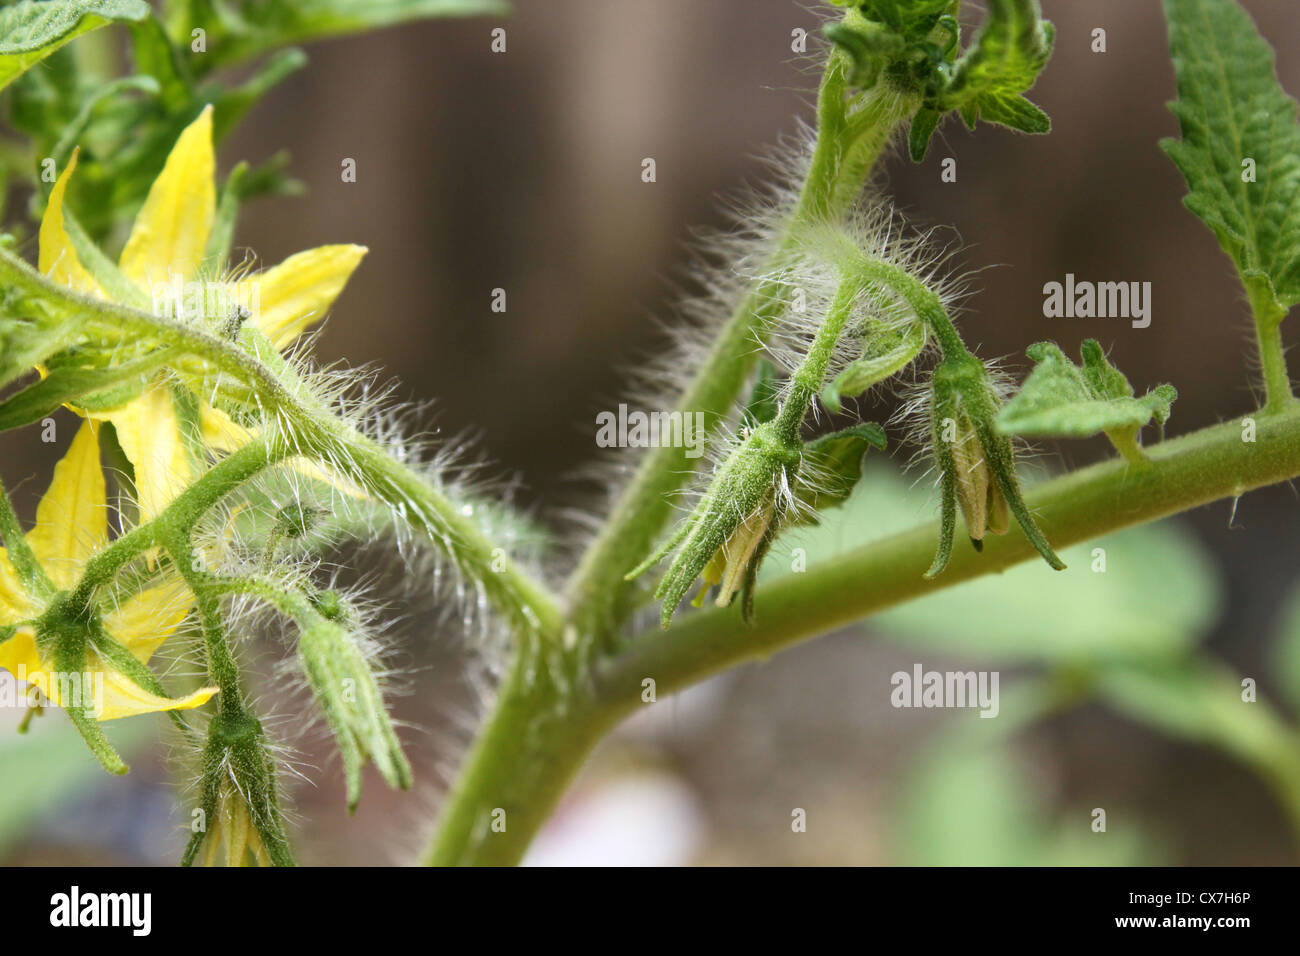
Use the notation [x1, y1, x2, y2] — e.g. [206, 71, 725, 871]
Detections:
[1250, 286, 1295, 414]
[0, 479, 54, 599]
[426, 404, 1300, 864]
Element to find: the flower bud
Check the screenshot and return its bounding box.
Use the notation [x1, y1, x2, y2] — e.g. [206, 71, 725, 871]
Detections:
[927, 352, 1063, 577]
[627, 420, 801, 627]
[184, 709, 294, 867]
[297, 592, 411, 812]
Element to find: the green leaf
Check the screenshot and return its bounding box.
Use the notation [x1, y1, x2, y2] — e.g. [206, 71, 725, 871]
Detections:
[790, 422, 887, 522]
[1276, 582, 1300, 714]
[823, 2, 1050, 162]
[821, 320, 927, 413]
[895, 679, 1155, 865]
[915, 0, 1055, 160]
[1161, 0, 1300, 315]
[908, 107, 942, 163]
[0, 0, 149, 91]
[937, 0, 1053, 118]
[203, 0, 508, 65]
[995, 339, 1177, 439]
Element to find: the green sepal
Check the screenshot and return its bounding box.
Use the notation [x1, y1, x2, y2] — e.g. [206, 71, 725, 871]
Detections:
[183, 708, 296, 866]
[627, 419, 802, 628]
[790, 422, 887, 524]
[0, 349, 176, 430]
[908, 107, 943, 161]
[42, 600, 128, 775]
[821, 320, 927, 413]
[205, 161, 249, 272]
[927, 350, 1064, 576]
[742, 359, 781, 426]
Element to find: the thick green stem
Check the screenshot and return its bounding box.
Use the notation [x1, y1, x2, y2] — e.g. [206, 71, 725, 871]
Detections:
[1256, 317, 1295, 414]
[427, 404, 1300, 865]
[423, 638, 612, 866]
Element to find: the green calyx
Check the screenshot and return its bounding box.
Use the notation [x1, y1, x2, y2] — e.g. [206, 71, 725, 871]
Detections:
[926, 350, 1064, 578]
[626, 419, 802, 628]
[183, 707, 295, 867]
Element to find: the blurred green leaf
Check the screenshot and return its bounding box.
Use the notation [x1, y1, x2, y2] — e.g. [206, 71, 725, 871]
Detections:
[0, 714, 151, 856]
[1098, 658, 1300, 777]
[0, 0, 149, 92]
[1277, 582, 1300, 715]
[202, 0, 509, 67]
[897, 684, 1155, 865]
[1094, 657, 1300, 829]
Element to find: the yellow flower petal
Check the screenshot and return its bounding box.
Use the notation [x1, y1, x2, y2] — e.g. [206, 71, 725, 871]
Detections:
[0, 627, 40, 683]
[0, 626, 214, 720]
[119, 106, 215, 289]
[110, 385, 192, 520]
[103, 576, 194, 664]
[38, 149, 102, 296]
[26, 421, 107, 589]
[0, 549, 36, 625]
[97, 665, 216, 721]
[200, 404, 254, 454]
[252, 244, 368, 349]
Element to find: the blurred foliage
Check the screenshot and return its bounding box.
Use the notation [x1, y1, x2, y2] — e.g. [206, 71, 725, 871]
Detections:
[766, 463, 1300, 862]
[0, 711, 149, 857]
[2, 0, 506, 247]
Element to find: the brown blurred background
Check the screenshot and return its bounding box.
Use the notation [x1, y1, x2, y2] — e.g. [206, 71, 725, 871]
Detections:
[3, 0, 1300, 865]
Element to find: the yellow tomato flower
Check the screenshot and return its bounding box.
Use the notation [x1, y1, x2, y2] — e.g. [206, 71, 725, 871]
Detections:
[0, 421, 215, 720]
[38, 105, 368, 519]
